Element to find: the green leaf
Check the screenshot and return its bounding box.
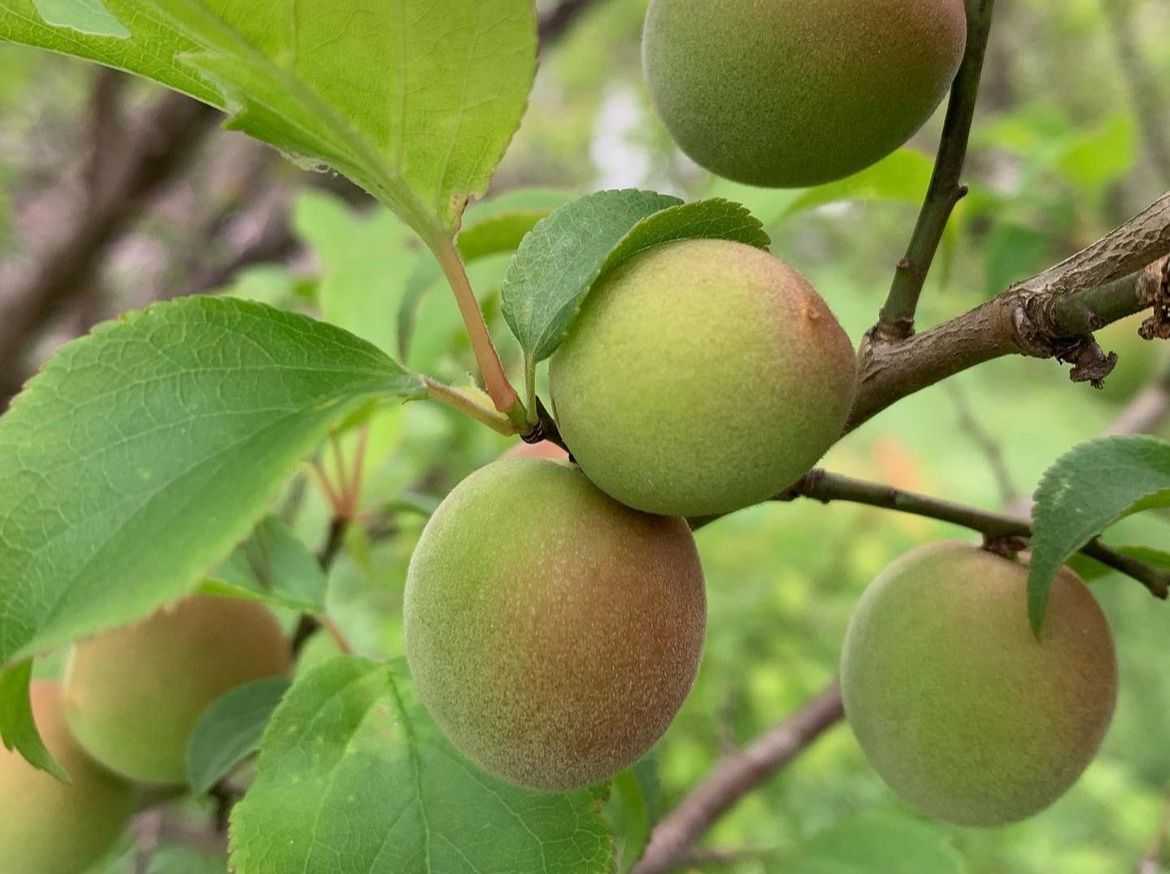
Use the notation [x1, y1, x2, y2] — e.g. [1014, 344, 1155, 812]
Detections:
[1, 0, 537, 237]
[605, 756, 661, 874]
[230, 656, 613, 874]
[0, 660, 66, 779]
[501, 189, 681, 361]
[1028, 436, 1170, 631]
[398, 188, 572, 362]
[145, 845, 229, 874]
[501, 191, 769, 364]
[187, 676, 291, 795]
[0, 296, 423, 676]
[294, 191, 419, 357]
[203, 516, 327, 612]
[777, 148, 935, 221]
[771, 809, 965, 874]
[458, 188, 576, 262]
[1055, 114, 1136, 200]
[30, 0, 127, 37]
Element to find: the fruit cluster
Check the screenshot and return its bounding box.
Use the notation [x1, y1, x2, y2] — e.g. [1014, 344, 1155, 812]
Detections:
[404, 0, 1118, 829]
[3, 596, 289, 873]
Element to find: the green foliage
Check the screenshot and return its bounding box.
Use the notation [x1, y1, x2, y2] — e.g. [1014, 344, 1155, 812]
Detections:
[842, 543, 1117, 827]
[399, 188, 574, 362]
[1028, 437, 1170, 630]
[501, 188, 680, 360]
[0, 0, 537, 239]
[0, 297, 418, 695]
[404, 458, 706, 790]
[204, 516, 328, 612]
[230, 655, 614, 874]
[605, 758, 661, 874]
[0, 660, 66, 779]
[774, 809, 965, 874]
[187, 676, 291, 795]
[501, 190, 769, 364]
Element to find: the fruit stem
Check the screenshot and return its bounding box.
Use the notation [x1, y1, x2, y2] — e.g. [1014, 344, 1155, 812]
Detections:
[874, 0, 996, 340]
[423, 377, 518, 435]
[524, 354, 539, 428]
[430, 235, 527, 425]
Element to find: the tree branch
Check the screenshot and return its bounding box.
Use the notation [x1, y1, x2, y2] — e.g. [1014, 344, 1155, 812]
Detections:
[0, 90, 220, 406]
[538, 0, 602, 45]
[874, 0, 995, 339]
[630, 684, 844, 874]
[851, 195, 1170, 430]
[777, 469, 1170, 599]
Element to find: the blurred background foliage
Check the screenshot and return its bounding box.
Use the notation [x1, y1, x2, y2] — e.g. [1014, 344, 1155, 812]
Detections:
[2, 0, 1170, 871]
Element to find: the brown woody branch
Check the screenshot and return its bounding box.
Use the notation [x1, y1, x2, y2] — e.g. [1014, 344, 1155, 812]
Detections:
[1104, 0, 1170, 186]
[630, 684, 844, 874]
[851, 196, 1170, 431]
[0, 88, 220, 406]
[876, 0, 995, 338]
[777, 469, 1170, 599]
[538, 0, 602, 45]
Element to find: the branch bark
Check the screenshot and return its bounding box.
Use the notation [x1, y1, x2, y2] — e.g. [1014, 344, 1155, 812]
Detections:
[538, 0, 602, 45]
[778, 469, 1170, 599]
[875, 0, 995, 338]
[630, 684, 844, 874]
[0, 90, 220, 405]
[851, 195, 1170, 430]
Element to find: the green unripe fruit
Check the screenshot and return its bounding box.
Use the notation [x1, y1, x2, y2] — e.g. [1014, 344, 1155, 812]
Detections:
[841, 543, 1117, 827]
[550, 239, 857, 517]
[0, 682, 136, 874]
[643, 0, 968, 187]
[63, 594, 291, 785]
[404, 458, 706, 791]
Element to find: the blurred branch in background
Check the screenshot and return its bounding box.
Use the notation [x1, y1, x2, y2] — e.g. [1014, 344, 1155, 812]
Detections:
[1105, 360, 1170, 437]
[1104, 0, 1170, 186]
[0, 82, 219, 405]
[1138, 790, 1170, 874]
[945, 382, 1020, 505]
[631, 684, 845, 874]
[538, 0, 602, 46]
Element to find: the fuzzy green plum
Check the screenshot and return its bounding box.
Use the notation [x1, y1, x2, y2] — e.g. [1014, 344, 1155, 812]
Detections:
[63, 594, 292, 785]
[841, 543, 1118, 827]
[549, 238, 856, 517]
[0, 682, 137, 874]
[404, 458, 706, 791]
[643, 0, 968, 187]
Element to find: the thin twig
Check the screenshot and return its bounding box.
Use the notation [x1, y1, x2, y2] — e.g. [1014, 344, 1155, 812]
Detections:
[290, 516, 350, 658]
[874, 0, 995, 339]
[631, 684, 844, 874]
[1104, 360, 1170, 437]
[1138, 790, 1170, 874]
[777, 469, 1170, 599]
